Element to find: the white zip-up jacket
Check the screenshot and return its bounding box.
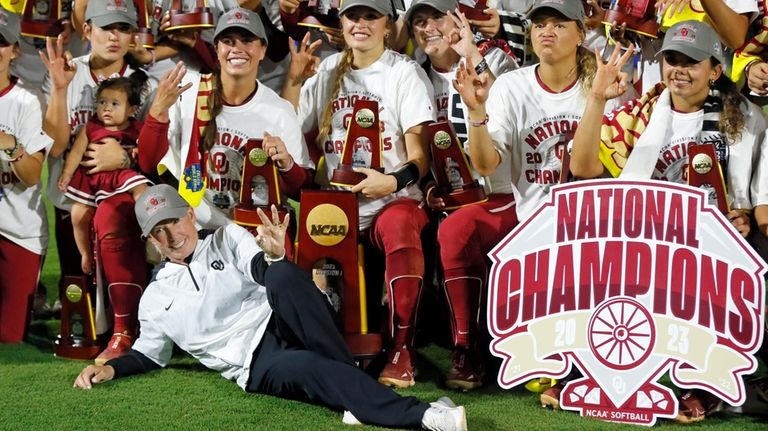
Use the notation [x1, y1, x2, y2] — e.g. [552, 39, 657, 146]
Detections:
[131, 223, 273, 390]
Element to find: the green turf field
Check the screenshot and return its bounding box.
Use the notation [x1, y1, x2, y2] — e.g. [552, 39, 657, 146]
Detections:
[2, 171, 765, 431]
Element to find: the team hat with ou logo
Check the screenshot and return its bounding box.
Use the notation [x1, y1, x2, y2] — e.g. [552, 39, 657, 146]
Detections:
[339, 0, 395, 18]
[213, 7, 268, 44]
[0, 7, 20, 45]
[526, 0, 585, 24]
[85, 0, 138, 28]
[135, 184, 191, 237]
[658, 20, 726, 65]
[404, 0, 458, 26]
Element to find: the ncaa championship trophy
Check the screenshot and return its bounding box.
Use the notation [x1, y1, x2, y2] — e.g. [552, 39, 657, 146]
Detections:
[165, 0, 214, 32]
[330, 100, 383, 187]
[134, 0, 155, 49]
[297, 0, 340, 31]
[602, 0, 660, 37]
[687, 143, 730, 214]
[55, 276, 102, 359]
[233, 139, 288, 227]
[295, 190, 382, 359]
[428, 121, 487, 209]
[20, 0, 67, 39]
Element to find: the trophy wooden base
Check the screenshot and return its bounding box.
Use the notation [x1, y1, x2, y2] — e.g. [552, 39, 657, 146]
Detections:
[297, 13, 339, 31]
[603, 10, 659, 38]
[345, 333, 382, 359]
[166, 9, 215, 32]
[21, 22, 62, 39]
[442, 185, 488, 210]
[135, 30, 155, 49]
[234, 205, 288, 227]
[54, 338, 102, 360]
[330, 165, 370, 187]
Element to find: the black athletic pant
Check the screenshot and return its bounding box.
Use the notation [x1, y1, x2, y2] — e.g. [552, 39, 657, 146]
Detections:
[246, 261, 429, 428]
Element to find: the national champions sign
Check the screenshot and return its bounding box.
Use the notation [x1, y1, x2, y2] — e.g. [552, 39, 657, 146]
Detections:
[488, 180, 765, 425]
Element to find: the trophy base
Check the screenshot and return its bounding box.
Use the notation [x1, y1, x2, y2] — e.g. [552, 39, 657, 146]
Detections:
[21, 21, 65, 39]
[442, 185, 488, 210]
[234, 205, 288, 227]
[603, 10, 659, 38]
[330, 165, 371, 188]
[54, 337, 102, 360]
[297, 10, 340, 31]
[166, 9, 215, 32]
[458, 4, 490, 21]
[344, 333, 382, 359]
[135, 30, 155, 50]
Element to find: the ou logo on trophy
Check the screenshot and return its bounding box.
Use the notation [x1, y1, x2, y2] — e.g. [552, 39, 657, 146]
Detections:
[487, 180, 765, 425]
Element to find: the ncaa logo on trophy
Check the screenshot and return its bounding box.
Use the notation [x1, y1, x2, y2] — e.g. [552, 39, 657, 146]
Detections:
[487, 180, 765, 425]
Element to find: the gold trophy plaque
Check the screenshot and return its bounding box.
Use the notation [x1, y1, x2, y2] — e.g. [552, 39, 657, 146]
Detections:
[330, 100, 383, 187]
[295, 190, 381, 358]
[233, 139, 288, 227]
[428, 121, 487, 209]
[54, 275, 102, 360]
[687, 143, 729, 214]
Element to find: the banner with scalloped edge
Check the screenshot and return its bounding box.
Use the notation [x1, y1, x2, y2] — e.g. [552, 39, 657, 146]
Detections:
[487, 180, 765, 426]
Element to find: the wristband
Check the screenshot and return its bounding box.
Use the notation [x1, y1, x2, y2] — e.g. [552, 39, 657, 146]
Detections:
[389, 162, 420, 192]
[468, 114, 489, 127]
[2, 138, 21, 161]
[474, 58, 489, 75]
[264, 249, 285, 265]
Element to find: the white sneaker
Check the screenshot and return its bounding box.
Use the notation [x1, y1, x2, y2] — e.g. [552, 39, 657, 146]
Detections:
[344, 398, 461, 428]
[431, 397, 457, 409]
[342, 410, 362, 426]
[421, 405, 467, 431]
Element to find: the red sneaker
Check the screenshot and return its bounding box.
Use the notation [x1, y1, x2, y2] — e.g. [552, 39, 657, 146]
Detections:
[445, 348, 483, 391]
[674, 390, 723, 424]
[94, 331, 134, 366]
[378, 344, 415, 388]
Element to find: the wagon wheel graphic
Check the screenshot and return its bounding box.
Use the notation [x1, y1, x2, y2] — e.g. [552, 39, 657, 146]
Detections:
[588, 298, 656, 370]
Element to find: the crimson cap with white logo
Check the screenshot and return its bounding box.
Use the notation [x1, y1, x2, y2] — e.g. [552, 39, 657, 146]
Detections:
[135, 184, 190, 237]
[658, 20, 726, 65]
[85, 0, 138, 28]
[213, 8, 268, 44]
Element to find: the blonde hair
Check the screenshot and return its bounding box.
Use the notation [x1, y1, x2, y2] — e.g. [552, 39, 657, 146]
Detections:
[317, 48, 354, 146]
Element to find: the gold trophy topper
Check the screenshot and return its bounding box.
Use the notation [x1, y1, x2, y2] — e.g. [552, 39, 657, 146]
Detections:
[355, 108, 375, 129]
[692, 153, 713, 174]
[65, 283, 82, 303]
[434, 130, 452, 150]
[249, 148, 268, 167]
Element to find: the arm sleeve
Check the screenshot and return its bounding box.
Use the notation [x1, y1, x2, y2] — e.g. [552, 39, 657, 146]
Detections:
[138, 113, 171, 174]
[106, 348, 163, 379]
[249, 252, 270, 286]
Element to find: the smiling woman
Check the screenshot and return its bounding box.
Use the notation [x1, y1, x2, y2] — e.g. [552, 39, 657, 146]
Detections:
[137, 7, 314, 229]
[288, 0, 436, 389]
